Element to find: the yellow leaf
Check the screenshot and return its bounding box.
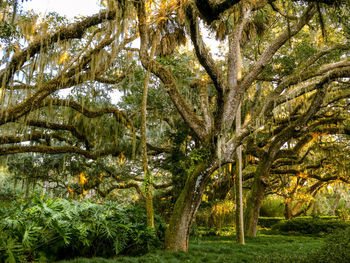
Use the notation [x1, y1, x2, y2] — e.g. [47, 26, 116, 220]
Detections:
[59, 52, 69, 65]
[118, 152, 125, 164]
[202, 194, 208, 202]
[73, 113, 81, 120]
[99, 173, 104, 182]
[79, 172, 88, 185]
[245, 113, 251, 123]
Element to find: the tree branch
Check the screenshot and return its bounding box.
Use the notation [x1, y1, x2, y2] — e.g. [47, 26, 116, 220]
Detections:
[0, 145, 123, 159]
[136, 0, 207, 140]
[0, 9, 117, 86]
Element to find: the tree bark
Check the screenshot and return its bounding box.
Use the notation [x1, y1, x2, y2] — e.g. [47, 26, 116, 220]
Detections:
[234, 17, 245, 243]
[164, 162, 216, 251]
[141, 31, 158, 228]
[244, 176, 266, 237]
[244, 157, 270, 237]
[284, 198, 293, 220]
[235, 146, 245, 243]
[25, 178, 30, 200]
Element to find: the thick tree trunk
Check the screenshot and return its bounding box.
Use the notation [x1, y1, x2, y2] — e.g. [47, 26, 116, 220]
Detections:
[244, 175, 266, 237]
[244, 151, 277, 237]
[164, 162, 216, 251]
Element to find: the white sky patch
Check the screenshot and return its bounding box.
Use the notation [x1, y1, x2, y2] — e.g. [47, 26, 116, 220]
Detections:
[22, 0, 101, 20]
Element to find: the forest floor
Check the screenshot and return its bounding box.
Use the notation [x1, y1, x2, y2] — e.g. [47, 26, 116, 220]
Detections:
[58, 234, 322, 263]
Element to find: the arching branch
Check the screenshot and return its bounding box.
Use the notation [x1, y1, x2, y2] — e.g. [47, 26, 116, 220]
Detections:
[0, 9, 117, 86]
[0, 145, 124, 159]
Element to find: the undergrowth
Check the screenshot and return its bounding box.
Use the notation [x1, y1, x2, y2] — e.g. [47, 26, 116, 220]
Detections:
[0, 197, 165, 262]
[58, 234, 322, 263]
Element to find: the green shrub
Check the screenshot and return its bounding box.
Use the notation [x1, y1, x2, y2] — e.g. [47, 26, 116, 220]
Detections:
[260, 197, 284, 217]
[272, 218, 350, 235]
[258, 217, 284, 228]
[0, 197, 165, 262]
[335, 208, 349, 220]
[195, 200, 235, 228]
[195, 226, 235, 237]
[307, 227, 350, 263]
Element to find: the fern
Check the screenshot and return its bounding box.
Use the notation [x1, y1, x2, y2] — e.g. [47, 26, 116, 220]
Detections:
[0, 197, 164, 261]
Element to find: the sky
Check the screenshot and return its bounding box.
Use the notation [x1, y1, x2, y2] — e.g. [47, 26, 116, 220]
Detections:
[22, 0, 101, 19]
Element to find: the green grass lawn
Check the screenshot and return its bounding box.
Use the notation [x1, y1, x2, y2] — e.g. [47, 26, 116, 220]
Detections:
[58, 234, 322, 263]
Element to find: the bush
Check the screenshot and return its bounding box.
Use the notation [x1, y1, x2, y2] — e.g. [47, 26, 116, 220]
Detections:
[272, 218, 350, 235]
[195, 226, 235, 237]
[195, 200, 235, 228]
[260, 197, 284, 217]
[307, 227, 350, 263]
[0, 197, 165, 262]
[335, 208, 349, 220]
[258, 217, 284, 228]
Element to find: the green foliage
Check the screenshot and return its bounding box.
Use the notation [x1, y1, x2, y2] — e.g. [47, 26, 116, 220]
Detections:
[258, 217, 284, 228]
[195, 200, 235, 228]
[259, 197, 285, 217]
[272, 218, 350, 235]
[335, 208, 349, 220]
[0, 197, 165, 262]
[307, 227, 350, 263]
[57, 235, 322, 263]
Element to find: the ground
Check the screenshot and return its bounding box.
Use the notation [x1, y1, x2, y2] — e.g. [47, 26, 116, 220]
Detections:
[58, 234, 322, 263]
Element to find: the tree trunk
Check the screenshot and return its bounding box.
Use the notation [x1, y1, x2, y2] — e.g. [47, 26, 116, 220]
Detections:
[25, 178, 30, 200]
[164, 162, 216, 251]
[235, 104, 244, 244]
[244, 151, 276, 237]
[312, 200, 319, 217]
[142, 67, 154, 227]
[141, 32, 158, 228]
[332, 194, 341, 216]
[235, 154, 245, 243]
[284, 198, 293, 220]
[234, 26, 244, 244]
[244, 176, 266, 237]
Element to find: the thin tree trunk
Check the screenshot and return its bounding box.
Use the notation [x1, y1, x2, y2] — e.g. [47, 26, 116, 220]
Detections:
[25, 178, 30, 200]
[235, 143, 245, 243]
[234, 28, 245, 244]
[141, 33, 158, 228]
[332, 193, 341, 216]
[13, 178, 17, 190]
[313, 200, 319, 217]
[141, 68, 154, 228]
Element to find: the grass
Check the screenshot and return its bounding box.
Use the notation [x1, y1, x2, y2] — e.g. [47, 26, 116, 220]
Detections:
[57, 234, 322, 263]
